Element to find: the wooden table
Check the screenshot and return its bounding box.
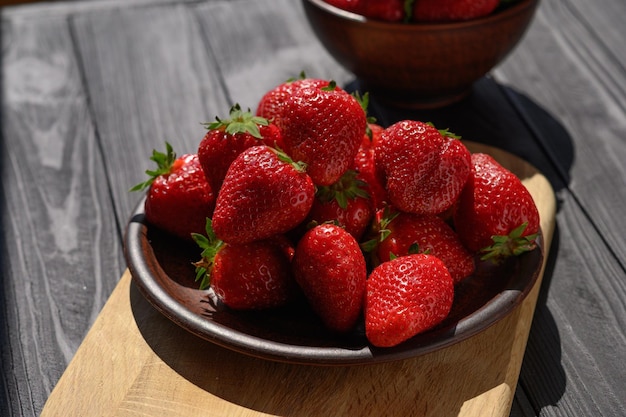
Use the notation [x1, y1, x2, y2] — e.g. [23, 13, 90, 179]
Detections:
[1, 0, 624, 416]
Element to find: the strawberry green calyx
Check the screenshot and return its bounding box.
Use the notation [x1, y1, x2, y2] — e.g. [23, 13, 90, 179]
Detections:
[129, 141, 177, 192]
[192, 218, 225, 290]
[273, 147, 308, 173]
[480, 222, 539, 262]
[425, 122, 462, 140]
[438, 127, 461, 140]
[360, 207, 400, 253]
[316, 170, 369, 209]
[203, 103, 269, 139]
[321, 80, 338, 92]
[286, 70, 307, 83]
[352, 90, 377, 137]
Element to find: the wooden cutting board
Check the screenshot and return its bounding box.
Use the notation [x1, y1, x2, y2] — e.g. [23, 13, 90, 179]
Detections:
[41, 143, 556, 417]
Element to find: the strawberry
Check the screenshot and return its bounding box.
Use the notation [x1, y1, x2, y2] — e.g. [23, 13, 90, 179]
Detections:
[193, 220, 298, 310]
[256, 73, 332, 127]
[197, 103, 282, 194]
[211, 145, 315, 245]
[322, 0, 365, 14]
[373, 210, 475, 283]
[361, 0, 406, 22]
[292, 224, 368, 332]
[131, 142, 215, 241]
[279, 81, 367, 186]
[305, 169, 374, 240]
[412, 0, 500, 22]
[352, 122, 388, 211]
[374, 120, 471, 215]
[365, 253, 454, 347]
[453, 153, 540, 261]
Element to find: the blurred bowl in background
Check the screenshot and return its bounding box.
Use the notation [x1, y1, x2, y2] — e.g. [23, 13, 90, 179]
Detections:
[302, 0, 539, 108]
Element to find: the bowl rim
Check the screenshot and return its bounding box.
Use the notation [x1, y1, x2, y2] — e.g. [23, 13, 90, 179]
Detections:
[303, 0, 539, 31]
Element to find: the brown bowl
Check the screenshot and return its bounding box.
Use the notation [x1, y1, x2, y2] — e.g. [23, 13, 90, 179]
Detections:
[302, 0, 539, 108]
[124, 142, 545, 365]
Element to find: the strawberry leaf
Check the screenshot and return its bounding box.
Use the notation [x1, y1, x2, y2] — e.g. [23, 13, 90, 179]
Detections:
[202, 103, 269, 139]
[425, 122, 462, 140]
[322, 80, 337, 91]
[408, 242, 420, 255]
[273, 147, 308, 173]
[352, 90, 377, 127]
[360, 238, 379, 253]
[129, 141, 177, 192]
[359, 206, 398, 253]
[192, 218, 224, 290]
[315, 170, 369, 209]
[286, 70, 307, 83]
[480, 222, 538, 262]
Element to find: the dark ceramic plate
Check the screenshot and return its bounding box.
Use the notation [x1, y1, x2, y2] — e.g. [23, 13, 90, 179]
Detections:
[124, 200, 543, 366]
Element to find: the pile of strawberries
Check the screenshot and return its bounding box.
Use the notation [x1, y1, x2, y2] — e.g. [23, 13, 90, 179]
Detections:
[323, 0, 519, 23]
[132, 75, 540, 348]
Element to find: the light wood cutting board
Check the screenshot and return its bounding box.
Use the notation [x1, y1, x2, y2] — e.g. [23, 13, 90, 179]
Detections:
[41, 143, 556, 417]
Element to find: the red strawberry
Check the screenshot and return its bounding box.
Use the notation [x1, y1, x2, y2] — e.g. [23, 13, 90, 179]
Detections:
[131, 142, 215, 241]
[373, 210, 475, 283]
[365, 253, 454, 347]
[361, 0, 405, 22]
[374, 120, 471, 215]
[211, 145, 315, 245]
[305, 169, 374, 240]
[198, 104, 282, 194]
[292, 224, 368, 332]
[453, 153, 540, 261]
[193, 220, 298, 310]
[280, 81, 367, 186]
[256, 74, 331, 126]
[413, 0, 499, 22]
[322, 0, 365, 14]
[353, 122, 388, 211]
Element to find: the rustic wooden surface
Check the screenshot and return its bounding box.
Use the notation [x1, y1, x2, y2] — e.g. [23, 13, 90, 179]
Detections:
[1, 0, 625, 416]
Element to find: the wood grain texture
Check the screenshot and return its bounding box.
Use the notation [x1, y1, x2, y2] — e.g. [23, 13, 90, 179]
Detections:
[493, 0, 626, 416]
[495, 0, 626, 260]
[39, 146, 556, 417]
[191, 0, 352, 107]
[70, 2, 232, 226]
[0, 13, 123, 417]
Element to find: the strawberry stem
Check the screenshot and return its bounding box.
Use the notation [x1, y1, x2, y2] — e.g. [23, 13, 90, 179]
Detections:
[192, 218, 225, 290]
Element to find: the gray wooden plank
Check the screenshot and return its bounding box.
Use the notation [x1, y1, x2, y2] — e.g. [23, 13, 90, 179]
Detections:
[70, 2, 230, 224]
[0, 13, 122, 417]
[2, 0, 198, 17]
[518, 193, 626, 417]
[492, 1, 626, 415]
[192, 0, 352, 110]
[494, 0, 626, 264]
